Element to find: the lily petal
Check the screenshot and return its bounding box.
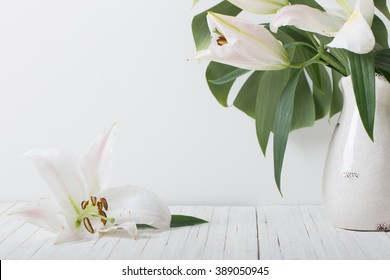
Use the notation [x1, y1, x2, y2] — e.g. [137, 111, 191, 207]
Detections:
[100, 185, 171, 229]
[354, 0, 374, 25]
[327, 7, 375, 54]
[54, 226, 98, 244]
[25, 149, 87, 224]
[10, 198, 64, 233]
[315, 0, 352, 20]
[227, 0, 288, 14]
[100, 222, 137, 239]
[82, 123, 118, 195]
[271, 5, 344, 36]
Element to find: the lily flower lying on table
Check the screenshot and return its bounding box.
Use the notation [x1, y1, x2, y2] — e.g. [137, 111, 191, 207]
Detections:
[11, 124, 207, 244]
[271, 0, 375, 54]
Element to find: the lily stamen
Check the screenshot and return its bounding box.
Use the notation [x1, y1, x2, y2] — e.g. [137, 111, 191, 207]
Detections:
[100, 198, 108, 211]
[217, 35, 228, 46]
[79, 196, 113, 234]
[90, 196, 97, 206]
[83, 217, 94, 234]
[81, 200, 89, 210]
[99, 210, 107, 225]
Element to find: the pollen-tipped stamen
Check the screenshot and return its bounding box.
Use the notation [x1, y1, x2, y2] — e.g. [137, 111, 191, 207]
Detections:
[90, 196, 97, 206]
[99, 210, 107, 225]
[100, 198, 108, 211]
[83, 217, 94, 234]
[81, 200, 89, 210]
[78, 196, 111, 234]
[217, 35, 228, 46]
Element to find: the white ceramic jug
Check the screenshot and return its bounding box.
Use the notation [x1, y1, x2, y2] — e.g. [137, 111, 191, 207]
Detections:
[323, 75, 390, 230]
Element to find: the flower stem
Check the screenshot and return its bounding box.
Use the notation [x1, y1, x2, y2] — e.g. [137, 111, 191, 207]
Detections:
[319, 51, 348, 76]
[305, 32, 348, 76]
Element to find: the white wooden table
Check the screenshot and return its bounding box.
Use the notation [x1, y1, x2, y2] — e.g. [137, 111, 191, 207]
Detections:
[1, 203, 390, 260]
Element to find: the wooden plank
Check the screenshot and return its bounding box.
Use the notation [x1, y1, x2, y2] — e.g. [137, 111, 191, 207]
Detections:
[288, 206, 319, 259]
[258, 206, 307, 259]
[106, 206, 182, 259]
[257, 206, 283, 260]
[5, 229, 53, 260]
[300, 206, 344, 259]
[201, 206, 230, 260]
[311, 206, 366, 259]
[160, 206, 197, 259]
[131, 206, 182, 259]
[175, 206, 213, 259]
[0, 203, 16, 215]
[0, 217, 25, 244]
[30, 236, 96, 259]
[350, 231, 390, 259]
[0, 223, 40, 259]
[223, 206, 258, 260]
[4, 204, 390, 260]
[84, 233, 126, 260]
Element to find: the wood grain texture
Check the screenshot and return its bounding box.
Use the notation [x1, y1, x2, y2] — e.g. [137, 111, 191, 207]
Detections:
[1, 204, 390, 260]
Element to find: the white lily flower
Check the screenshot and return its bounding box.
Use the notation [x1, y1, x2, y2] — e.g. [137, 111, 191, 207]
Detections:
[271, 0, 375, 54]
[11, 124, 171, 244]
[189, 12, 290, 71]
[227, 0, 288, 14]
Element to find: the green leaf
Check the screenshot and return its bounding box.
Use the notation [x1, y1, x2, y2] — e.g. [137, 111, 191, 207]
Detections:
[206, 62, 238, 107]
[289, 0, 323, 10]
[372, 15, 389, 50]
[348, 51, 376, 141]
[192, 1, 241, 51]
[192, 0, 200, 7]
[375, 49, 390, 73]
[273, 70, 303, 192]
[291, 73, 315, 129]
[209, 68, 250, 85]
[278, 26, 314, 50]
[233, 71, 263, 119]
[255, 69, 290, 155]
[170, 215, 208, 228]
[329, 70, 344, 119]
[375, 49, 390, 83]
[294, 48, 322, 88]
[374, 0, 390, 21]
[315, 35, 349, 67]
[312, 66, 332, 120]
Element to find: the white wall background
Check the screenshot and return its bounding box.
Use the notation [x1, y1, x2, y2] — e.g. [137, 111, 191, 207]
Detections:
[0, 0, 342, 205]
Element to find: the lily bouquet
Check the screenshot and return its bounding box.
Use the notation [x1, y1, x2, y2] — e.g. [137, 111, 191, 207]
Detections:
[190, 0, 390, 192]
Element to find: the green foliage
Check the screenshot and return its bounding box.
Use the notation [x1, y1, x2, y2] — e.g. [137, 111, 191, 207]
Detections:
[375, 49, 390, 82]
[329, 70, 344, 119]
[374, 0, 390, 21]
[291, 73, 315, 130]
[170, 215, 208, 228]
[273, 70, 304, 192]
[372, 15, 389, 50]
[255, 69, 291, 155]
[206, 62, 238, 107]
[209, 68, 250, 85]
[234, 71, 262, 119]
[348, 52, 376, 141]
